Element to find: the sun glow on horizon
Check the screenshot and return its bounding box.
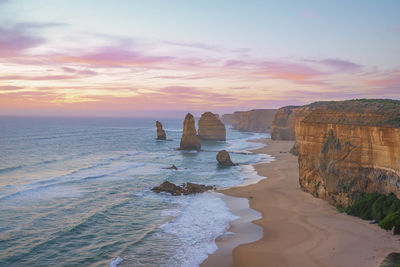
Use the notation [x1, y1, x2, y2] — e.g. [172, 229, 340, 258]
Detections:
[0, 0, 399, 117]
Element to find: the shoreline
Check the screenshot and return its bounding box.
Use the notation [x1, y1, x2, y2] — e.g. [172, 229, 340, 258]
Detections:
[202, 192, 263, 267]
[201, 137, 270, 267]
[203, 138, 399, 267]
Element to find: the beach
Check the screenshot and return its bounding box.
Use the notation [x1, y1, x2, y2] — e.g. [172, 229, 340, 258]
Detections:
[203, 139, 400, 267]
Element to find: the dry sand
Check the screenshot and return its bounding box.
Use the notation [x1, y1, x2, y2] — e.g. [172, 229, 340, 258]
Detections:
[202, 139, 400, 267]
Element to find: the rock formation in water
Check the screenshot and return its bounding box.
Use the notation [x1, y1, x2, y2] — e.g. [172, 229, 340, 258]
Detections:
[198, 112, 226, 141]
[232, 109, 277, 132]
[271, 102, 332, 140]
[179, 113, 201, 151]
[164, 165, 178, 170]
[216, 150, 237, 166]
[152, 181, 215, 196]
[156, 121, 166, 140]
[221, 114, 233, 124]
[296, 99, 400, 207]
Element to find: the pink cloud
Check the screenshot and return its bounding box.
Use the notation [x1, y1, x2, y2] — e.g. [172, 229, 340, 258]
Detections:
[158, 86, 236, 103]
[0, 85, 24, 91]
[61, 67, 76, 73]
[364, 70, 400, 87]
[0, 24, 44, 58]
[0, 22, 65, 58]
[306, 58, 363, 72]
[58, 46, 174, 68]
[0, 74, 80, 81]
[249, 60, 325, 83]
[61, 67, 97, 75]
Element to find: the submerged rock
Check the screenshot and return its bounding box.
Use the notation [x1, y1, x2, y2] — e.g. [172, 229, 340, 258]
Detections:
[179, 113, 201, 151]
[184, 182, 214, 194]
[152, 181, 185, 196]
[216, 150, 237, 166]
[156, 121, 166, 140]
[152, 181, 215, 196]
[165, 164, 178, 170]
[198, 112, 226, 141]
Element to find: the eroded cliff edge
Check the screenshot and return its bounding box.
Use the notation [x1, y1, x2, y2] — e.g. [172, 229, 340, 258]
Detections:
[271, 102, 332, 140]
[296, 99, 400, 207]
[232, 109, 277, 132]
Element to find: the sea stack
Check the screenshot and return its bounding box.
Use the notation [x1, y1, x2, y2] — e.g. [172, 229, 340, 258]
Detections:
[179, 113, 201, 151]
[216, 150, 237, 166]
[156, 121, 166, 140]
[198, 112, 226, 141]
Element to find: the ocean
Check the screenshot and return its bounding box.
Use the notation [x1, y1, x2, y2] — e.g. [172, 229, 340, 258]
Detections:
[0, 116, 272, 267]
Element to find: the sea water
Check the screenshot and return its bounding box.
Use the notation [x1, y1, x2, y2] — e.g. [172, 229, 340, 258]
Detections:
[0, 117, 272, 267]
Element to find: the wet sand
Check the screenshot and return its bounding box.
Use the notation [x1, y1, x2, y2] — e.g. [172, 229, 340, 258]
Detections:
[202, 139, 399, 267]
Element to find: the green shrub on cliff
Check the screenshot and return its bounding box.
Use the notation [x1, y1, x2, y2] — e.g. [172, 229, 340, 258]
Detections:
[345, 192, 400, 230]
[346, 192, 381, 220]
[379, 211, 400, 230]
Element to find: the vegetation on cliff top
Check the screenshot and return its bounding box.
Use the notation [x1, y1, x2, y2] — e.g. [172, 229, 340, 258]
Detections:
[302, 99, 400, 128]
[340, 192, 400, 231]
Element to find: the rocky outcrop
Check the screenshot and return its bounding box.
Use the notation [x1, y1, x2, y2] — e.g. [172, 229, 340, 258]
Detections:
[216, 150, 237, 166]
[198, 112, 226, 141]
[232, 109, 277, 132]
[164, 165, 178, 170]
[156, 121, 166, 140]
[152, 181, 215, 196]
[296, 99, 400, 207]
[221, 114, 233, 124]
[179, 113, 201, 151]
[271, 102, 332, 140]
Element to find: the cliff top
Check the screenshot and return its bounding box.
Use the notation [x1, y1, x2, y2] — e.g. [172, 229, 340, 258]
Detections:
[233, 109, 277, 114]
[302, 99, 400, 128]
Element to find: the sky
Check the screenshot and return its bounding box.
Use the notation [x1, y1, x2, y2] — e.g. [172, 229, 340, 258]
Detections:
[0, 0, 399, 117]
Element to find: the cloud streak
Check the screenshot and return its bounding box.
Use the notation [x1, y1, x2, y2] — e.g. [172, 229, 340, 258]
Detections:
[306, 58, 363, 72]
[57, 46, 174, 68]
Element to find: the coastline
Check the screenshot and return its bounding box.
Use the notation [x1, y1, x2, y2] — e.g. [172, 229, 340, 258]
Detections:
[203, 138, 399, 267]
[201, 192, 263, 267]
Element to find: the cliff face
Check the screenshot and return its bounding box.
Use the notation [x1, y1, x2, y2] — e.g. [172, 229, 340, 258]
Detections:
[179, 113, 201, 151]
[271, 102, 332, 140]
[221, 114, 233, 124]
[232, 109, 277, 132]
[296, 100, 400, 207]
[198, 112, 226, 141]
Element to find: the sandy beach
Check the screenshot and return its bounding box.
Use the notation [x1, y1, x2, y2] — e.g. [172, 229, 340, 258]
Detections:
[203, 139, 400, 267]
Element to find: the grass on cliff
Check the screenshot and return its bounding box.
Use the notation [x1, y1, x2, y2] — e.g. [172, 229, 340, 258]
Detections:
[342, 192, 400, 230]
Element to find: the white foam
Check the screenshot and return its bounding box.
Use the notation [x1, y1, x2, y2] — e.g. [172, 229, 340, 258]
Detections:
[109, 257, 123, 267]
[238, 164, 266, 186]
[226, 132, 268, 152]
[160, 193, 238, 267]
[164, 128, 182, 132]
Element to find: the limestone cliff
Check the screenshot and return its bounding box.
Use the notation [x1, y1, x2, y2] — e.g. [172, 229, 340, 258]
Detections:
[156, 121, 166, 140]
[296, 99, 400, 207]
[271, 102, 332, 140]
[179, 113, 201, 151]
[221, 114, 233, 124]
[232, 109, 277, 132]
[198, 112, 226, 141]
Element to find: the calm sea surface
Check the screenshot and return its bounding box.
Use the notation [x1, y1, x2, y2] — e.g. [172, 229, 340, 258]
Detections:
[0, 116, 271, 267]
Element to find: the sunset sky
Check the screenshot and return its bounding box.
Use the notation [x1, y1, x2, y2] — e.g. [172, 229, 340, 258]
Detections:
[0, 0, 399, 117]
